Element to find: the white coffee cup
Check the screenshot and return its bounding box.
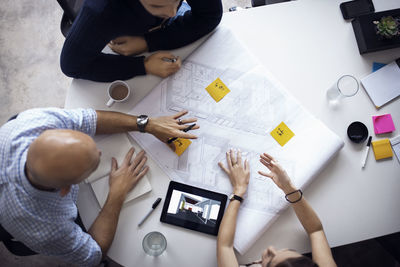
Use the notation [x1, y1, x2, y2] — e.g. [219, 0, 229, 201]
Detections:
[106, 80, 131, 107]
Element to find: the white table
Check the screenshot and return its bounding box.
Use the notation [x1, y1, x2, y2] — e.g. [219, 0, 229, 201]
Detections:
[65, 1, 400, 266]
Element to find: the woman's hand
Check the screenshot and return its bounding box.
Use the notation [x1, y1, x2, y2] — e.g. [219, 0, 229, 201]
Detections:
[258, 153, 296, 194]
[218, 149, 250, 197]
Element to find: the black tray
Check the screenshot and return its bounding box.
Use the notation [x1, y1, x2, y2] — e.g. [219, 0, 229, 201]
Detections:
[352, 8, 400, 54]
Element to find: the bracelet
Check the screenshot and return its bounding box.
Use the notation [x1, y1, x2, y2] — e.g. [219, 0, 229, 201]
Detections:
[285, 189, 303, 203]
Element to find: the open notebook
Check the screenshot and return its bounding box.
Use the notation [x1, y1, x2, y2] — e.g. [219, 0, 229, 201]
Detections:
[86, 133, 151, 208]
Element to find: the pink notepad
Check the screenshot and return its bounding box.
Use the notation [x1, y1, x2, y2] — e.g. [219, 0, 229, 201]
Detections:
[372, 114, 395, 134]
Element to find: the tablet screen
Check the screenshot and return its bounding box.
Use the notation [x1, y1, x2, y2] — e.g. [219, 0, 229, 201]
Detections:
[160, 181, 227, 236]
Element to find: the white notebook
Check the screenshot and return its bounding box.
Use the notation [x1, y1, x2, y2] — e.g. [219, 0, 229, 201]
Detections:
[91, 173, 151, 208]
[361, 59, 400, 108]
[86, 133, 152, 207]
[390, 135, 400, 164]
[86, 133, 137, 183]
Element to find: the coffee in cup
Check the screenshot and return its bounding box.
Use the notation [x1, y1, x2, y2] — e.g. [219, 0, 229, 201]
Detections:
[107, 80, 131, 107]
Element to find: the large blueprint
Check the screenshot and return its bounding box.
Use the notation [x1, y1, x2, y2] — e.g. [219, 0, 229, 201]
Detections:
[129, 27, 343, 254]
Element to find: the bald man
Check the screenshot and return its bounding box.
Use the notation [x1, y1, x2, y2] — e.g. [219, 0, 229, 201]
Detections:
[0, 107, 198, 266]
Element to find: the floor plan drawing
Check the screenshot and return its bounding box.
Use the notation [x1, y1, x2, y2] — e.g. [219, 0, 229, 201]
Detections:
[161, 62, 278, 135]
[129, 26, 343, 254]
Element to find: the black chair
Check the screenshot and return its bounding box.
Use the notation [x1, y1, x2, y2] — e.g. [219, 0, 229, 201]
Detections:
[0, 214, 88, 257]
[0, 224, 37, 256]
[57, 0, 85, 37]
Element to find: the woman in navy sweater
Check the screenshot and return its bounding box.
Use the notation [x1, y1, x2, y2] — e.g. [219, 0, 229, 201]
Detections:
[60, 0, 223, 82]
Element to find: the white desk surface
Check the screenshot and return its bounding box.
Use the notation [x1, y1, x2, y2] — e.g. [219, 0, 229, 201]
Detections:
[65, 0, 400, 266]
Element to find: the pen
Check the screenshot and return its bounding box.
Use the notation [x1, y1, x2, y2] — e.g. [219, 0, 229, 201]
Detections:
[361, 136, 372, 168]
[167, 123, 196, 144]
[162, 57, 177, 63]
[138, 198, 162, 227]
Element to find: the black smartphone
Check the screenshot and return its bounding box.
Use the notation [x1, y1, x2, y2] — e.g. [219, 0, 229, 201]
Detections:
[340, 0, 375, 20]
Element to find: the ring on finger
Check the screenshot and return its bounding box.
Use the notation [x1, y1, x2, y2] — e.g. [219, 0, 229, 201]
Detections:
[178, 119, 183, 125]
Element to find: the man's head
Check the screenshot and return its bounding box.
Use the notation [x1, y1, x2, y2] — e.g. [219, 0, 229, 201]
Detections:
[139, 0, 181, 19]
[26, 129, 101, 195]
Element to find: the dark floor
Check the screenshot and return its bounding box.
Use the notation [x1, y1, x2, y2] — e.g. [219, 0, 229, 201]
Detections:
[304, 232, 400, 267]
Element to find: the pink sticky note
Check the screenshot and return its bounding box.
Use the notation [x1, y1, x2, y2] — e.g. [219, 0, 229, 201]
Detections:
[372, 114, 395, 134]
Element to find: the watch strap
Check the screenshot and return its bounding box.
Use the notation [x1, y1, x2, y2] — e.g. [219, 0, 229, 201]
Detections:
[230, 194, 243, 203]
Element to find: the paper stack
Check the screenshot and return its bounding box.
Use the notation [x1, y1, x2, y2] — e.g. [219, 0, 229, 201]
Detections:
[361, 59, 400, 108]
[86, 133, 152, 208]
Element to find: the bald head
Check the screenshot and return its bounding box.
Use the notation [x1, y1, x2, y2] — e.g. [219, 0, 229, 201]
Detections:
[27, 129, 100, 189]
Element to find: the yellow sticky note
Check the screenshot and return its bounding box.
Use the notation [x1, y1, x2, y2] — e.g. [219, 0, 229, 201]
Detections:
[205, 78, 231, 102]
[173, 138, 192, 156]
[270, 122, 295, 147]
[372, 139, 393, 160]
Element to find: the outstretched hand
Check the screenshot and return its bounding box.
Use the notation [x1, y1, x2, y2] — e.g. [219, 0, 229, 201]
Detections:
[109, 147, 149, 198]
[218, 149, 250, 197]
[147, 110, 200, 144]
[258, 153, 295, 194]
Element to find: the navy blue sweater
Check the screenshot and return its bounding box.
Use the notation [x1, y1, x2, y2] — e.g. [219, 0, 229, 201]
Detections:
[60, 0, 223, 82]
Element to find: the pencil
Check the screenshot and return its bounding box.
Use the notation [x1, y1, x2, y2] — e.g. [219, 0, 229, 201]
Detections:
[167, 123, 196, 144]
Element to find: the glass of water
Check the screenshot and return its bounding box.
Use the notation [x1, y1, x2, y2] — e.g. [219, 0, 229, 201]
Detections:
[142, 231, 167, 256]
[326, 75, 359, 107]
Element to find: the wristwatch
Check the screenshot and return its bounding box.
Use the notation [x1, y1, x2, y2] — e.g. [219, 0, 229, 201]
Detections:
[137, 115, 149, 133]
[229, 194, 243, 203]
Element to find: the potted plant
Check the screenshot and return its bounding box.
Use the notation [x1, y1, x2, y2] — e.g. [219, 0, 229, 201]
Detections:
[374, 16, 400, 39]
[352, 8, 400, 54]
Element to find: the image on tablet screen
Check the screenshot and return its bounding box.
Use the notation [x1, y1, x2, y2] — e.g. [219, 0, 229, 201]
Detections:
[167, 189, 221, 226]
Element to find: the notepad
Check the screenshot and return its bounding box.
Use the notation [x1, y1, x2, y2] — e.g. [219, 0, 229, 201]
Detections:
[85, 133, 152, 207]
[85, 134, 135, 183]
[361, 59, 400, 108]
[173, 138, 192, 156]
[372, 114, 395, 134]
[270, 122, 295, 147]
[372, 139, 393, 160]
[205, 77, 231, 102]
[390, 135, 400, 163]
[91, 174, 151, 208]
[372, 62, 386, 72]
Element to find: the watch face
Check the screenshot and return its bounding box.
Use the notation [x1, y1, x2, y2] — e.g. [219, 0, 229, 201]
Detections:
[138, 115, 148, 125]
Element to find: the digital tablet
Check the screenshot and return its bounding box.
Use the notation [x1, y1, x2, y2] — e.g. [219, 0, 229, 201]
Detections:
[160, 181, 227, 236]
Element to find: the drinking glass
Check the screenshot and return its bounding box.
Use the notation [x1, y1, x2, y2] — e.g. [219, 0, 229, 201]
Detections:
[326, 75, 359, 107]
[142, 231, 167, 256]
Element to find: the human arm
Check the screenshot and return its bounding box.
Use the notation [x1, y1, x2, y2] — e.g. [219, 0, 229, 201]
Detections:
[217, 149, 250, 267]
[259, 153, 337, 267]
[88, 147, 148, 256]
[144, 0, 223, 52]
[107, 36, 182, 78]
[95, 110, 199, 143]
[60, 5, 147, 82]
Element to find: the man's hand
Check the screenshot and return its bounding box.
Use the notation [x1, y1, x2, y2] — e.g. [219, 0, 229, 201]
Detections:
[108, 36, 148, 56]
[218, 149, 250, 197]
[146, 110, 200, 143]
[258, 153, 295, 194]
[108, 147, 149, 198]
[144, 52, 182, 78]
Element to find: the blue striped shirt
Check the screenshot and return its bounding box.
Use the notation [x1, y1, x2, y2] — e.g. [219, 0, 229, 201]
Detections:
[0, 108, 101, 266]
